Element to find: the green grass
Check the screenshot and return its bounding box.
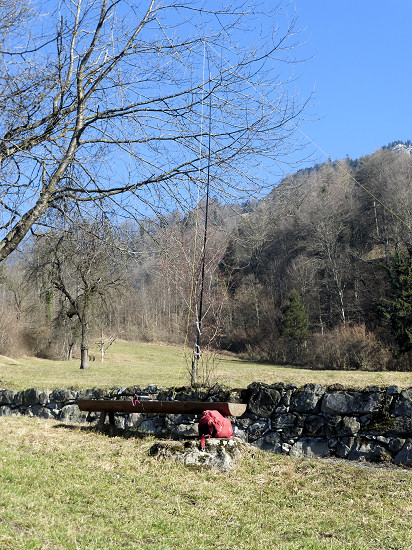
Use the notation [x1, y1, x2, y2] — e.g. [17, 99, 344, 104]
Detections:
[0, 416, 411, 550]
[0, 340, 411, 391]
[1, 344, 411, 549]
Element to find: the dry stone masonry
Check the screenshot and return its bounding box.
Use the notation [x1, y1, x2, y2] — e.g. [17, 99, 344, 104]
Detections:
[1, 383, 411, 467]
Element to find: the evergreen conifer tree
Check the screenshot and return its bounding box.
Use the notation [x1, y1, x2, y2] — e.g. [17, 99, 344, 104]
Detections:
[281, 289, 310, 345]
[380, 247, 412, 355]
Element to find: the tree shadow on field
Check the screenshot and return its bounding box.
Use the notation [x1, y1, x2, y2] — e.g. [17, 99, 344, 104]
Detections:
[52, 421, 185, 443]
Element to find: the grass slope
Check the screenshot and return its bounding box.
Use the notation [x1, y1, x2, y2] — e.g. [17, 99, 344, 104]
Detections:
[0, 417, 411, 550]
[1, 340, 411, 391]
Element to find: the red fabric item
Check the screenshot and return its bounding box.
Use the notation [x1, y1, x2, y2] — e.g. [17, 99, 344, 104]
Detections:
[198, 410, 234, 448]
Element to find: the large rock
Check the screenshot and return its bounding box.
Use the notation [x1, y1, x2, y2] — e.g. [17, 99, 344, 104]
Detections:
[23, 388, 49, 406]
[387, 438, 406, 454]
[280, 387, 296, 408]
[304, 415, 325, 437]
[76, 388, 106, 400]
[272, 413, 304, 439]
[335, 437, 355, 458]
[170, 423, 199, 438]
[247, 384, 281, 417]
[391, 388, 412, 416]
[346, 439, 389, 462]
[137, 418, 164, 435]
[149, 438, 243, 472]
[0, 389, 17, 405]
[326, 416, 360, 438]
[31, 405, 54, 419]
[289, 438, 330, 459]
[233, 425, 247, 440]
[124, 413, 143, 429]
[394, 440, 412, 467]
[322, 391, 383, 415]
[50, 389, 77, 404]
[272, 413, 297, 430]
[387, 416, 412, 437]
[290, 384, 325, 413]
[248, 420, 268, 439]
[0, 405, 19, 417]
[59, 404, 88, 423]
[252, 431, 282, 453]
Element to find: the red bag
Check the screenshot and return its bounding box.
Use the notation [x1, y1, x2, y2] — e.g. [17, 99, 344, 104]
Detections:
[198, 410, 234, 449]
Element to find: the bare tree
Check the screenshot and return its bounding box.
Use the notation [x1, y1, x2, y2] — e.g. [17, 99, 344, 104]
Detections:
[32, 216, 130, 369]
[0, 0, 307, 263]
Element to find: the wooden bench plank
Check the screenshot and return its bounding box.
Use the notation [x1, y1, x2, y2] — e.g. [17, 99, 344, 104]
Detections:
[77, 399, 247, 417]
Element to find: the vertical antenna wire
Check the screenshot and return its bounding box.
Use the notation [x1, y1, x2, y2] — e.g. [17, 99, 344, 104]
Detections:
[191, 50, 212, 386]
[174, 40, 207, 394]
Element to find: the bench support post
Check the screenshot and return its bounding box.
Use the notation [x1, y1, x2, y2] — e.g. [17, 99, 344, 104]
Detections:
[98, 411, 116, 430]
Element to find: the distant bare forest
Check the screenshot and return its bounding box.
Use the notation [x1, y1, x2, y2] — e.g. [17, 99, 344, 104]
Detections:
[2, 144, 412, 371]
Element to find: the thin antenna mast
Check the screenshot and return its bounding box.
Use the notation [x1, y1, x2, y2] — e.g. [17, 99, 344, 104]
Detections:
[191, 63, 212, 386]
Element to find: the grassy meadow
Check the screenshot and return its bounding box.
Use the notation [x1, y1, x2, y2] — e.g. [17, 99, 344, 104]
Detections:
[0, 416, 411, 550]
[0, 341, 411, 549]
[1, 339, 411, 391]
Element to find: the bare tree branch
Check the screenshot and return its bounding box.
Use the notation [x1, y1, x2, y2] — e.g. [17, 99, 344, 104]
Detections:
[0, 0, 308, 262]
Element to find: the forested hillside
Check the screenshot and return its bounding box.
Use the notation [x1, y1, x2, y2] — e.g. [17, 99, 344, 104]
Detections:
[217, 144, 412, 370]
[1, 144, 412, 371]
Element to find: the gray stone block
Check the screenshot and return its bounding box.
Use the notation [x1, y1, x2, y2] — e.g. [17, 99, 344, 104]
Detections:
[31, 405, 54, 419]
[248, 385, 281, 417]
[290, 438, 329, 459]
[59, 404, 88, 423]
[149, 438, 243, 473]
[338, 417, 361, 437]
[235, 417, 254, 430]
[272, 413, 296, 430]
[171, 424, 199, 438]
[388, 438, 406, 454]
[290, 384, 325, 413]
[387, 416, 412, 436]
[124, 413, 143, 428]
[272, 413, 304, 439]
[233, 426, 247, 440]
[0, 405, 19, 417]
[13, 391, 23, 406]
[252, 431, 282, 453]
[138, 419, 160, 435]
[325, 416, 341, 439]
[347, 439, 389, 462]
[248, 420, 268, 438]
[0, 389, 17, 405]
[322, 391, 383, 415]
[281, 389, 294, 407]
[394, 440, 412, 467]
[113, 416, 126, 429]
[50, 389, 77, 403]
[304, 415, 325, 437]
[282, 442, 292, 453]
[165, 414, 188, 427]
[23, 388, 49, 406]
[336, 437, 356, 458]
[391, 388, 412, 416]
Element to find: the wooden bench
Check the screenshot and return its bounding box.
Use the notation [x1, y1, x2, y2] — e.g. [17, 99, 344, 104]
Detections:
[77, 399, 247, 430]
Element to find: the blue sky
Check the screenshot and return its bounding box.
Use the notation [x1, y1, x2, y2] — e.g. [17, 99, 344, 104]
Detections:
[291, 0, 412, 167]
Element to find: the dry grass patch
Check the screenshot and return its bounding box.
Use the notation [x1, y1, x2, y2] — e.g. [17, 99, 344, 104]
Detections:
[0, 417, 411, 549]
[1, 341, 411, 391]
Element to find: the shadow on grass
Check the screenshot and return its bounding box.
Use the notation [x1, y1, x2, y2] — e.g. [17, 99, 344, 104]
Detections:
[52, 421, 199, 443]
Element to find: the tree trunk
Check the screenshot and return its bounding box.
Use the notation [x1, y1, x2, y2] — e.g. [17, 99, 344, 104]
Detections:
[80, 319, 90, 370]
[100, 329, 104, 363]
[67, 342, 74, 361]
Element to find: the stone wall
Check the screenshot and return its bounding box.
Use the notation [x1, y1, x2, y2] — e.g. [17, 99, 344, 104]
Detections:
[1, 383, 411, 467]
